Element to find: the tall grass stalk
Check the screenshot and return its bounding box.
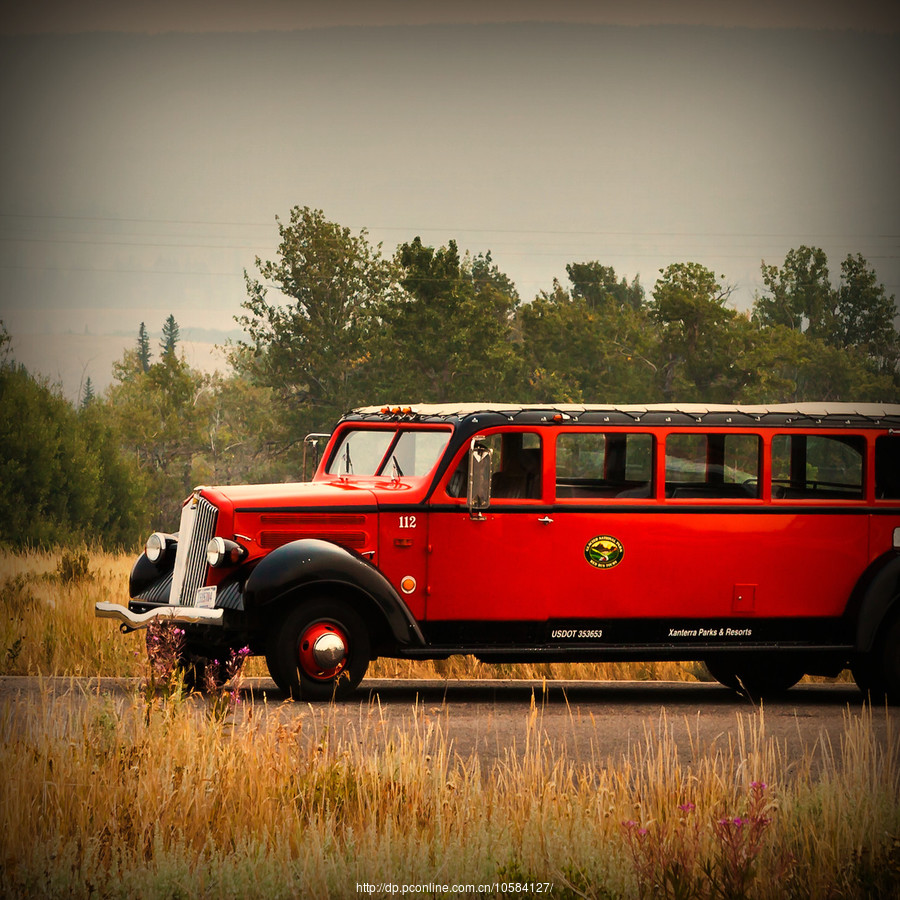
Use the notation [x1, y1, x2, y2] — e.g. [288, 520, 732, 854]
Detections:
[1, 686, 897, 898]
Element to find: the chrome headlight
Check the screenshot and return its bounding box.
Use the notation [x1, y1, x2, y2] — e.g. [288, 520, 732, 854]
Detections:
[145, 532, 176, 564]
[206, 537, 247, 568]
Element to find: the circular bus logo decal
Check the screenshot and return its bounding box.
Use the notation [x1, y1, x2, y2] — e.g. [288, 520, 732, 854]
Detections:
[584, 535, 624, 569]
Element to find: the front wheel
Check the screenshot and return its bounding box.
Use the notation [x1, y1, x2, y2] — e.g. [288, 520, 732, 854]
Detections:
[704, 656, 804, 699]
[266, 598, 370, 701]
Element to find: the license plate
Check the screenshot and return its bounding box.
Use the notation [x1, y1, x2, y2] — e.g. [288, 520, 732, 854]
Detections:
[195, 586, 217, 609]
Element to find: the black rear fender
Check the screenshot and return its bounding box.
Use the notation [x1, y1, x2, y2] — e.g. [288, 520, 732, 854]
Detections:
[847, 551, 900, 652]
[243, 539, 425, 649]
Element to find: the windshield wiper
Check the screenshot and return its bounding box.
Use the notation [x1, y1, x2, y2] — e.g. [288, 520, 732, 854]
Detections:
[343, 443, 353, 475]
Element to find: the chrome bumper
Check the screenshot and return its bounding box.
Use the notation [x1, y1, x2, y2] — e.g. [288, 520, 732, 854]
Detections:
[95, 601, 224, 630]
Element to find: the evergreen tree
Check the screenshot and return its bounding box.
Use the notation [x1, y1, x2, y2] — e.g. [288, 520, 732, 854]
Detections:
[80, 377, 95, 409]
[160, 315, 180, 361]
[136, 322, 152, 372]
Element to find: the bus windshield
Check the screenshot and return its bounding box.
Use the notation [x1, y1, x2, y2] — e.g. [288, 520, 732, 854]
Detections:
[327, 429, 450, 477]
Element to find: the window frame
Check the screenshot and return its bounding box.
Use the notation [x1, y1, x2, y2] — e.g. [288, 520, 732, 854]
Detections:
[552, 428, 657, 503]
[769, 431, 867, 504]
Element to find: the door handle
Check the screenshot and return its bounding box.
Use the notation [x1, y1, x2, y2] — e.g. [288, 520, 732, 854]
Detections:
[538, 516, 554, 525]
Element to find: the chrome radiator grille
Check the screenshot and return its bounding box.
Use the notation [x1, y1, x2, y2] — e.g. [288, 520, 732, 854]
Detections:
[169, 494, 218, 606]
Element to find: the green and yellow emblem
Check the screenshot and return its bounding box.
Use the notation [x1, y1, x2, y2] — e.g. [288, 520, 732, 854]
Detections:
[584, 535, 624, 569]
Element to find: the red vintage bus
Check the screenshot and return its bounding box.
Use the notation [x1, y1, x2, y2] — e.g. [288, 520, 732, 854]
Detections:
[97, 403, 900, 702]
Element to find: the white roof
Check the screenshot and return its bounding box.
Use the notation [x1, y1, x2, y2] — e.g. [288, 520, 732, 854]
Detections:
[354, 402, 900, 419]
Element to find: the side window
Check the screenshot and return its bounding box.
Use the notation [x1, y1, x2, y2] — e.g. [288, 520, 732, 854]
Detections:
[875, 435, 900, 499]
[488, 432, 543, 500]
[445, 431, 543, 500]
[665, 433, 760, 499]
[556, 432, 654, 499]
[771, 434, 864, 500]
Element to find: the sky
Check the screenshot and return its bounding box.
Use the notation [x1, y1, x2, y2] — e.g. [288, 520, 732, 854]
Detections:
[1, 2, 899, 398]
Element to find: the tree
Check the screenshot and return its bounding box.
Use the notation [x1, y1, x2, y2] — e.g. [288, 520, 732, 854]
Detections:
[749, 248, 899, 399]
[232, 207, 397, 438]
[80, 376, 95, 409]
[370, 239, 521, 401]
[160, 315, 180, 361]
[107, 348, 213, 529]
[565, 261, 644, 311]
[0, 350, 144, 547]
[137, 322, 152, 372]
[517, 265, 657, 403]
[832, 253, 900, 375]
[0, 320, 10, 363]
[753, 246, 834, 338]
[649, 262, 741, 400]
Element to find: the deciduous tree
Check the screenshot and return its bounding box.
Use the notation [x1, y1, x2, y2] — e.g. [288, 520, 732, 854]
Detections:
[517, 265, 656, 403]
[753, 246, 833, 338]
[648, 262, 740, 399]
[232, 207, 397, 436]
[371, 239, 521, 401]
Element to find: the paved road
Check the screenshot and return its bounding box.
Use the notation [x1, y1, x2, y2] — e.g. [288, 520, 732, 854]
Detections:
[3, 676, 895, 769]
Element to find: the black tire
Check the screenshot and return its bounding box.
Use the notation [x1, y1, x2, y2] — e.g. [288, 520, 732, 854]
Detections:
[881, 615, 900, 705]
[853, 612, 900, 706]
[704, 656, 804, 699]
[266, 598, 370, 701]
[851, 654, 884, 703]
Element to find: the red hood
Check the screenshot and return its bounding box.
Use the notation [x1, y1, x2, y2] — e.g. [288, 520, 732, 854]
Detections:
[200, 476, 425, 511]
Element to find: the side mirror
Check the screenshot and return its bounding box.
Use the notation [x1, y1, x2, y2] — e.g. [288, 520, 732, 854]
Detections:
[302, 432, 331, 481]
[467, 438, 492, 516]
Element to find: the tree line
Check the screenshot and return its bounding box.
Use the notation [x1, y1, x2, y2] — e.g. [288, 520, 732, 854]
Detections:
[2, 206, 897, 547]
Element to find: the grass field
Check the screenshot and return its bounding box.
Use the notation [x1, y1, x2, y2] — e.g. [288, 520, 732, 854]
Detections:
[1, 548, 897, 898]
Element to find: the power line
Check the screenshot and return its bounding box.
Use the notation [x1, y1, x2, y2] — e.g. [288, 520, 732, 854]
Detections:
[2, 211, 899, 241]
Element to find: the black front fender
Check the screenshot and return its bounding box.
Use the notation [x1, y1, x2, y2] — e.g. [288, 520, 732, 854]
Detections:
[243, 539, 425, 647]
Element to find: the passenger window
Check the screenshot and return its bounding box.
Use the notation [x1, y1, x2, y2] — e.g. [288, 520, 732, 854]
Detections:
[488, 432, 542, 499]
[556, 433, 654, 499]
[665, 433, 760, 499]
[875, 436, 900, 499]
[445, 432, 543, 500]
[772, 434, 864, 500]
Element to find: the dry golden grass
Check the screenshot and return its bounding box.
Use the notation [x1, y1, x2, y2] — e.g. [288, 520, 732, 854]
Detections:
[0, 685, 897, 898]
[1, 549, 897, 897]
[0, 548, 147, 677]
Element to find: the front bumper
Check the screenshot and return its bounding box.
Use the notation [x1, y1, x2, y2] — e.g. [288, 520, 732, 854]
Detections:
[95, 601, 224, 631]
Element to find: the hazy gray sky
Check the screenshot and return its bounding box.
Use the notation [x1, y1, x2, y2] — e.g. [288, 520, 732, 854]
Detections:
[1, 3, 898, 395]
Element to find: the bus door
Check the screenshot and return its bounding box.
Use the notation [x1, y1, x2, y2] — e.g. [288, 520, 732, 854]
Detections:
[425, 430, 553, 622]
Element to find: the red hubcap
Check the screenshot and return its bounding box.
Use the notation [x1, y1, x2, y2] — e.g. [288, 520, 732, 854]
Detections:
[297, 621, 349, 681]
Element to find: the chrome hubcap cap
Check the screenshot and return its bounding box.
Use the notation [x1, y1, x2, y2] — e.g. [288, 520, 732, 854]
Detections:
[312, 632, 346, 669]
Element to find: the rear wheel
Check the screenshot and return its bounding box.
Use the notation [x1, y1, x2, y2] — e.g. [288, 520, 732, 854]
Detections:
[881, 615, 900, 705]
[854, 613, 900, 705]
[851, 654, 883, 702]
[704, 656, 804, 699]
[267, 598, 370, 701]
